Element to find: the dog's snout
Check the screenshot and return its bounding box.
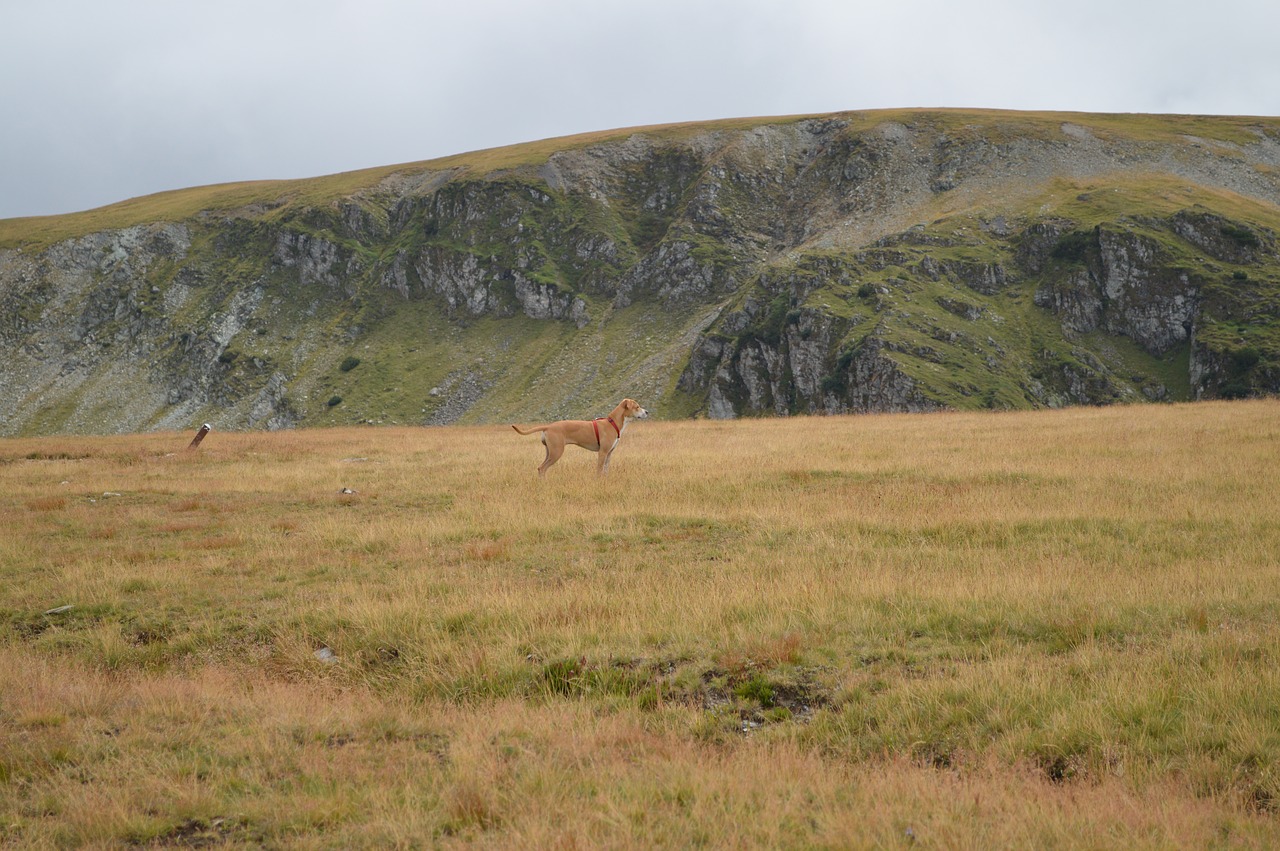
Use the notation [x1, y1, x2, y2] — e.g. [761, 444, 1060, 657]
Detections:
[637, 407, 649, 418]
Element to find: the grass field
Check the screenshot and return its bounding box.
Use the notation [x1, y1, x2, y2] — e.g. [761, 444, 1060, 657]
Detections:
[2, 401, 1279, 848]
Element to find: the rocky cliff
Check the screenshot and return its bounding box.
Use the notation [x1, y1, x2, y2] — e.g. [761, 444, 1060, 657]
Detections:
[2, 109, 1279, 435]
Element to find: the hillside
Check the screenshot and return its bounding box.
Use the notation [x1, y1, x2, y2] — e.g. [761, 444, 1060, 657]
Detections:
[2, 108, 1280, 435]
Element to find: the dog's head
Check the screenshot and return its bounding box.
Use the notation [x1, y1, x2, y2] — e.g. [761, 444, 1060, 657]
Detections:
[621, 398, 648, 420]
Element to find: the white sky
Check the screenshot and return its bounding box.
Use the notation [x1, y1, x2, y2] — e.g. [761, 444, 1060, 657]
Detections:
[3, 0, 1279, 220]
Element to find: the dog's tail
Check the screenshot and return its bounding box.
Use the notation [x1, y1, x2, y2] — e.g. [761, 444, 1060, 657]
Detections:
[511, 424, 547, 436]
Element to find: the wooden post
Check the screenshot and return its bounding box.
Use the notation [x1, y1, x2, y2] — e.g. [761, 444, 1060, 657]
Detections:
[186, 423, 212, 451]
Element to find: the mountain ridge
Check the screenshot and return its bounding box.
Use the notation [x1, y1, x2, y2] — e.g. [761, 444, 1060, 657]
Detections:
[2, 108, 1279, 435]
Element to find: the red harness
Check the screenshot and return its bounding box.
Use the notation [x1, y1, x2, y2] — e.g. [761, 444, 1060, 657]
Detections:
[592, 416, 621, 447]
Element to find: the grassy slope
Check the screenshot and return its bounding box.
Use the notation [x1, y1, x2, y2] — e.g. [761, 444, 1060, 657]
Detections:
[278, 297, 719, 429]
[2, 402, 1280, 846]
[4, 108, 1277, 252]
[0, 115, 821, 252]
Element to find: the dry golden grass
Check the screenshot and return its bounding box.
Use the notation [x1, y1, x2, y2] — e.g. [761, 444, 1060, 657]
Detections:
[2, 401, 1280, 847]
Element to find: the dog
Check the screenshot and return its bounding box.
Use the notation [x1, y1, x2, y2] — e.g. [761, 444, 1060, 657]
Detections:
[512, 398, 648, 477]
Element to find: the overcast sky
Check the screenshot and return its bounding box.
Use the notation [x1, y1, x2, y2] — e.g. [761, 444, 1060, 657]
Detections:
[3, 0, 1278, 220]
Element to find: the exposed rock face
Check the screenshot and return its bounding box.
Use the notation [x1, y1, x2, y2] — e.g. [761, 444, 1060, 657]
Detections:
[678, 302, 944, 418]
[275, 231, 362, 294]
[617, 239, 735, 308]
[409, 247, 588, 325]
[2, 109, 1280, 434]
[1171, 210, 1271, 264]
[0, 223, 204, 434]
[1032, 227, 1198, 356]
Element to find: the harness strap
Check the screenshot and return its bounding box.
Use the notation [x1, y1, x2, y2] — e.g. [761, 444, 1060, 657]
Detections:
[592, 416, 622, 446]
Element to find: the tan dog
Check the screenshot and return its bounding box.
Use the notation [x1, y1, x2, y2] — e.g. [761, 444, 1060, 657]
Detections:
[512, 398, 648, 477]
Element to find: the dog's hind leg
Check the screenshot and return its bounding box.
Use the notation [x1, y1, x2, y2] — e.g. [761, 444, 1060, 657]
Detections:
[538, 433, 566, 478]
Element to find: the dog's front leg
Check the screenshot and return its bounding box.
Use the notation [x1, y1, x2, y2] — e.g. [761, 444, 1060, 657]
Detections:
[598, 438, 620, 476]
